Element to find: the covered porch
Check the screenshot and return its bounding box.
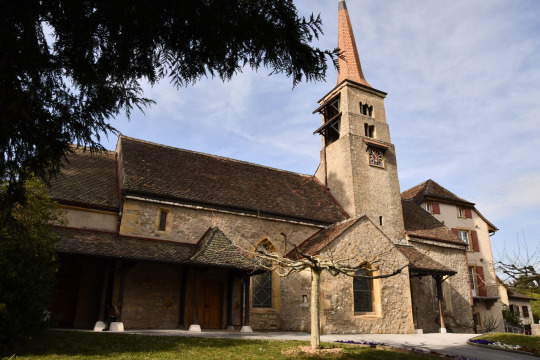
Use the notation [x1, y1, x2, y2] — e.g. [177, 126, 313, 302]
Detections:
[51, 227, 264, 332]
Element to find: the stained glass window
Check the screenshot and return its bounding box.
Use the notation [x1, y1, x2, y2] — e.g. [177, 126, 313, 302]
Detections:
[353, 270, 372, 312]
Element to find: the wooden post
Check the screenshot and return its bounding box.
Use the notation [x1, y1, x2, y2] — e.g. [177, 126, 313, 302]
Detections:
[178, 267, 187, 329]
[98, 262, 112, 321]
[435, 275, 446, 331]
[243, 275, 250, 326]
[311, 267, 321, 350]
[192, 269, 201, 325]
[116, 261, 135, 322]
[226, 272, 234, 328]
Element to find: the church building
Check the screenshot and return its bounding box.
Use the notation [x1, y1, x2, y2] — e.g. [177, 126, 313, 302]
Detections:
[49, 0, 477, 334]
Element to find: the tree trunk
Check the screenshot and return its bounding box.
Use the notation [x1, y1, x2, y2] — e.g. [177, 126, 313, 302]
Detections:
[310, 267, 321, 349]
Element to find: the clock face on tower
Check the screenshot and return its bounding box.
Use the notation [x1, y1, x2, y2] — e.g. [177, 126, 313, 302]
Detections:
[368, 148, 384, 167]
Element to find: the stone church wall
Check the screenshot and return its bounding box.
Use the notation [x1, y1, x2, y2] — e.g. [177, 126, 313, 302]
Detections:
[281, 217, 415, 334]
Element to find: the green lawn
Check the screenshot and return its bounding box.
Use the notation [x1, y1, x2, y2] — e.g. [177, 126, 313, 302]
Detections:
[473, 332, 540, 351]
[2, 330, 427, 360]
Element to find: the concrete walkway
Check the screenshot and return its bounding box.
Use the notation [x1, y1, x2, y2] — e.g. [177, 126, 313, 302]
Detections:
[120, 329, 538, 360]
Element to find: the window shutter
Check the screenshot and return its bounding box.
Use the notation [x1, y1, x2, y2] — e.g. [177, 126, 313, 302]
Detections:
[451, 228, 458, 236]
[465, 208, 472, 218]
[432, 202, 440, 214]
[471, 230, 480, 252]
[476, 266, 487, 297]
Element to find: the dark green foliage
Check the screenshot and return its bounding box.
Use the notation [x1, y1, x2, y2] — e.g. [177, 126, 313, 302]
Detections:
[0, 0, 334, 205]
[502, 304, 522, 327]
[0, 179, 62, 354]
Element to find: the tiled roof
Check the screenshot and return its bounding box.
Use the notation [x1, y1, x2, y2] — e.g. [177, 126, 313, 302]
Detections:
[336, 0, 370, 87]
[401, 179, 474, 206]
[119, 136, 347, 224]
[401, 200, 466, 247]
[397, 245, 456, 276]
[189, 228, 264, 273]
[55, 227, 194, 263]
[507, 289, 536, 301]
[288, 216, 363, 258]
[49, 148, 120, 210]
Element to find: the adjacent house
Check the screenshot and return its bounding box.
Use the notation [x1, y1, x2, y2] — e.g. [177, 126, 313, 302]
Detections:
[401, 179, 503, 332]
[48, 0, 476, 334]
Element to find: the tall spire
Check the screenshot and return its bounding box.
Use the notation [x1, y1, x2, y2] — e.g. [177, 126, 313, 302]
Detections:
[336, 0, 371, 87]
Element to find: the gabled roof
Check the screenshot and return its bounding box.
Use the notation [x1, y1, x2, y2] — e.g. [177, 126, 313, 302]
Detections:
[189, 228, 263, 273]
[397, 245, 456, 276]
[118, 136, 347, 225]
[401, 179, 473, 206]
[401, 180, 498, 232]
[401, 200, 466, 247]
[287, 216, 364, 259]
[49, 148, 120, 211]
[507, 288, 536, 301]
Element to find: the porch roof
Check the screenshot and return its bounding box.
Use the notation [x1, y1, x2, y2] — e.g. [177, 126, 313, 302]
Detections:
[397, 245, 456, 276]
[55, 226, 264, 273]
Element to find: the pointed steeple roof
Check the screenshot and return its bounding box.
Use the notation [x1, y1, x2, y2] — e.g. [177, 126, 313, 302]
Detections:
[336, 0, 371, 87]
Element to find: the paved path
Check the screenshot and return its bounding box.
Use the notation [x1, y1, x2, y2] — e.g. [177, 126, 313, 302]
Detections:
[122, 329, 537, 360]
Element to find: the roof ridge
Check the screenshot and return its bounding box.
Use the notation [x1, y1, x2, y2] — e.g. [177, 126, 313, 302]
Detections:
[119, 135, 316, 178]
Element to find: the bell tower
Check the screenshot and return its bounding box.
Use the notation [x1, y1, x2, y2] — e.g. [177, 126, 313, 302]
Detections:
[314, 0, 405, 242]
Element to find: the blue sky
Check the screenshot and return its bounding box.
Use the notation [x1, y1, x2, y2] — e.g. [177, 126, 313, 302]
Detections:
[101, 0, 540, 263]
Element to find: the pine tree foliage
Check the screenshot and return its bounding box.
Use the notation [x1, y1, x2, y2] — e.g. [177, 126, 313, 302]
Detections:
[0, 0, 334, 205]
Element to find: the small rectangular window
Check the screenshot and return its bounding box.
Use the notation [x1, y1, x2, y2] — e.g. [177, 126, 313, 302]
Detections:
[522, 306, 530, 318]
[423, 202, 432, 213]
[457, 207, 466, 218]
[459, 230, 470, 250]
[158, 210, 168, 231]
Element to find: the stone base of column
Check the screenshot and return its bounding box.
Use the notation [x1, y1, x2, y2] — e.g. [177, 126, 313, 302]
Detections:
[226, 326, 235, 331]
[189, 324, 202, 332]
[109, 322, 124, 332]
[439, 328, 447, 333]
[240, 326, 253, 333]
[414, 329, 423, 334]
[93, 321, 106, 331]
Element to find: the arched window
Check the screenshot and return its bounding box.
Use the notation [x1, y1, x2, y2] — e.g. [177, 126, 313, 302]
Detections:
[252, 241, 274, 308]
[353, 270, 373, 312]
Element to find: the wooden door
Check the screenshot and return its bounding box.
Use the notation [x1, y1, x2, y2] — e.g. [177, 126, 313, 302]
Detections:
[198, 279, 223, 329]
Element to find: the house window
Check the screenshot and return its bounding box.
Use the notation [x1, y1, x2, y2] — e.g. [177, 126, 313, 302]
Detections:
[158, 210, 168, 231]
[522, 306, 530, 318]
[423, 202, 432, 213]
[469, 266, 476, 296]
[458, 230, 470, 250]
[510, 304, 520, 314]
[457, 207, 466, 218]
[353, 270, 373, 312]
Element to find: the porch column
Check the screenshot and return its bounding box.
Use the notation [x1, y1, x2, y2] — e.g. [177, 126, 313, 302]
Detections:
[116, 261, 135, 322]
[93, 261, 112, 331]
[226, 272, 234, 330]
[240, 274, 253, 332]
[178, 267, 187, 329]
[435, 275, 446, 333]
[189, 268, 202, 332]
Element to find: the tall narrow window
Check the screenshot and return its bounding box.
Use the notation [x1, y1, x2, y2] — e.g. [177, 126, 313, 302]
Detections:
[158, 210, 168, 231]
[353, 270, 373, 312]
[252, 242, 273, 308]
[522, 306, 530, 318]
[458, 230, 470, 250]
[364, 123, 375, 138]
[468, 266, 476, 296]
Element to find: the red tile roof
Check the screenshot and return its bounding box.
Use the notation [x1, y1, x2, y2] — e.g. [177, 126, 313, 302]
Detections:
[401, 179, 473, 206]
[336, 0, 371, 87]
[401, 200, 466, 247]
[119, 136, 347, 224]
[397, 245, 456, 276]
[288, 216, 363, 258]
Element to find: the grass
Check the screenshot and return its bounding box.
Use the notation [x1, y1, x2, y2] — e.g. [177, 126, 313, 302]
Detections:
[2, 330, 428, 360]
[473, 332, 540, 351]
